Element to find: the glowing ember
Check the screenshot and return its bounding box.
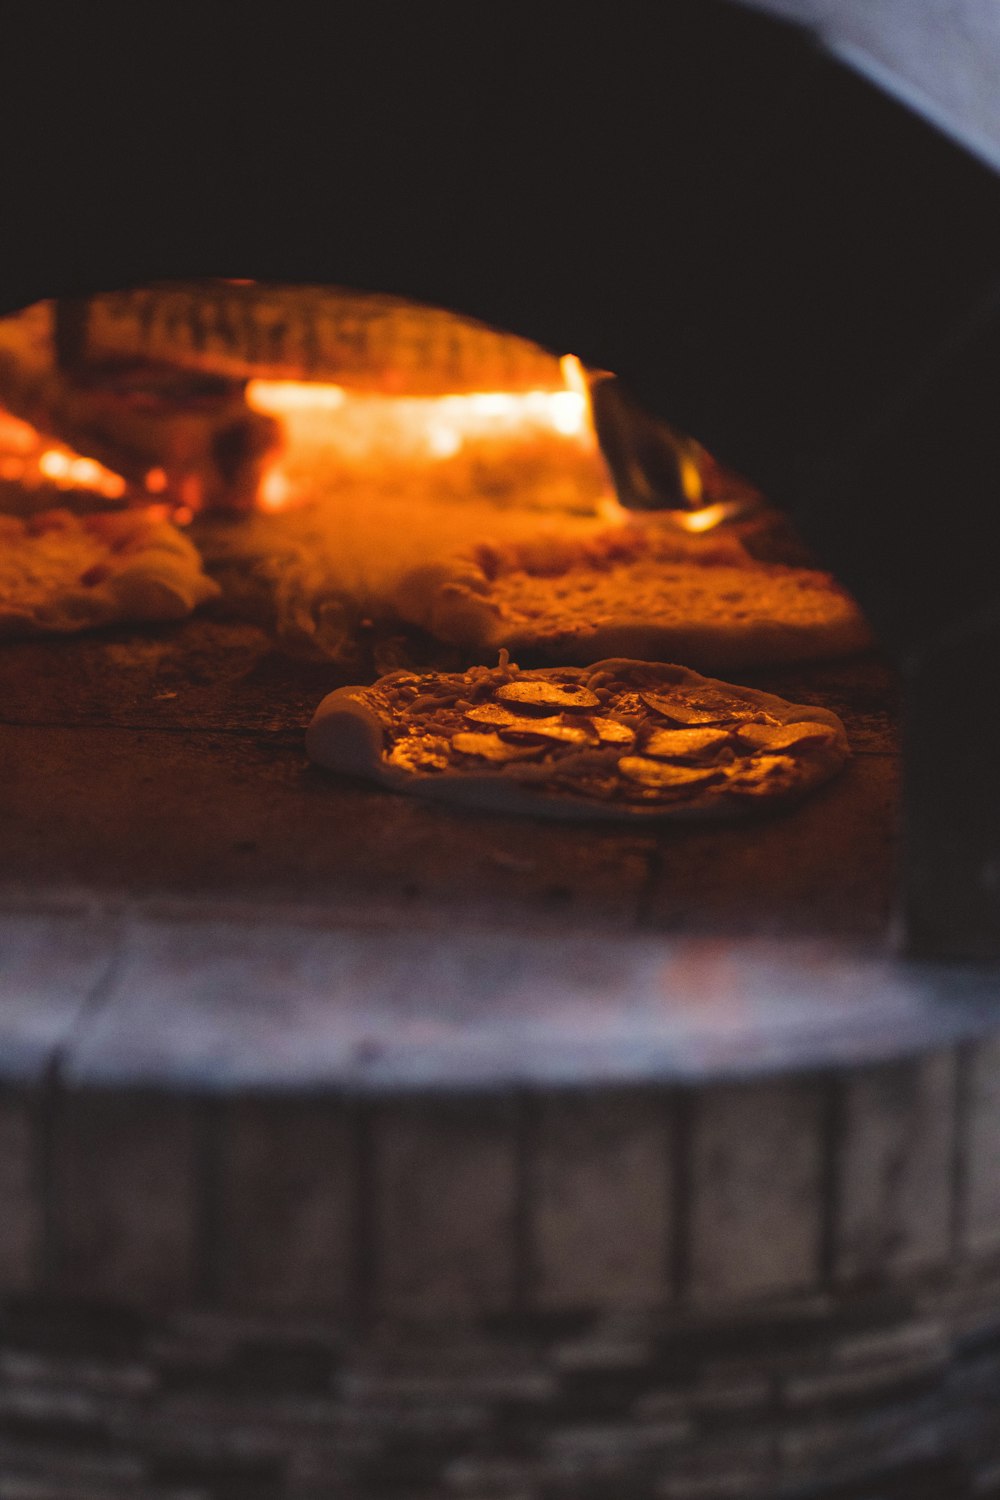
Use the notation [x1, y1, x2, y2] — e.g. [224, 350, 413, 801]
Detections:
[0, 407, 128, 501]
[559, 353, 589, 398]
[247, 365, 593, 459]
[678, 447, 704, 508]
[245, 352, 606, 515]
[674, 499, 746, 533]
[259, 468, 293, 513]
[247, 381, 346, 413]
[241, 348, 742, 536]
[595, 493, 631, 525]
[427, 425, 462, 459]
[0, 316, 739, 541]
[0, 410, 37, 455]
[425, 383, 592, 449]
[37, 449, 126, 496]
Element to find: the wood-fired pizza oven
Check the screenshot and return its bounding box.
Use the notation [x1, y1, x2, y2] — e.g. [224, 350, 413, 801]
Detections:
[3, 5, 1000, 1498]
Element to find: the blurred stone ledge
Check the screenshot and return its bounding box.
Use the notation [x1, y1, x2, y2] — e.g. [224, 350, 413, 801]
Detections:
[4, 906, 1000, 1493]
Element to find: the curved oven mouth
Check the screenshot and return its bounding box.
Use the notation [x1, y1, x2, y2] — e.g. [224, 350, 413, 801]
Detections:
[0, 278, 892, 972]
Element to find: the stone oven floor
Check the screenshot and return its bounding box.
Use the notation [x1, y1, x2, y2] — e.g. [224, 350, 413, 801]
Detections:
[1, 619, 898, 939]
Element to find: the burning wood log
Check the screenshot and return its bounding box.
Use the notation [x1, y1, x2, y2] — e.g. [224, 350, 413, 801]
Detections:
[66, 281, 566, 395]
[0, 300, 280, 513]
[0, 284, 573, 516]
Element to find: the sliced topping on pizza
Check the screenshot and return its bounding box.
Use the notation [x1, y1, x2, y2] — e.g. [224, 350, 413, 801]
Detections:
[643, 725, 733, 759]
[500, 720, 593, 745]
[496, 679, 601, 711]
[464, 703, 535, 727]
[587, 717, 635, 745]
[640, 688, 766, 725]
[736, 720, 837, 751]
[451, 731, 544, 762]
[618, 756, 723, 790]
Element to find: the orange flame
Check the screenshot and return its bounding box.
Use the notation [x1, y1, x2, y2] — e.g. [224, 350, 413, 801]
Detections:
[259, 468, 292, 512]
[0, 408, 127, 500]
[247, 381, 346, 413]
[672, 499, 749, 533]
[245, 354, 601, 513]
[0, 355, 736, 538]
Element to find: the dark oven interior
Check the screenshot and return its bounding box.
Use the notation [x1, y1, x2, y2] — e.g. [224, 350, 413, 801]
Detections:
[3, 1, 1000, 956]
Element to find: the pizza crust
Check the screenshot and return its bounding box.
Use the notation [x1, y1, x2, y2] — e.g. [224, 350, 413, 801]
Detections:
[392, 524, 872, 672]
[306, 657, 849, 822]
[0, 508, 219, 638]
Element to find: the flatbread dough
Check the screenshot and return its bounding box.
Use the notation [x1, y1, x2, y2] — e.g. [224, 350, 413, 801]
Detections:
[392, 523, 872, 672]
[306, 655, 849, 821]
[0, 508, 219, 637]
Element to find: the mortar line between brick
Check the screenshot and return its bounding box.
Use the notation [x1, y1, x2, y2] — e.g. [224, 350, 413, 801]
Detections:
[53, 916, 130, 1079]
[352, 1100, 377, 1332]
[512, 1088, 536, 1318]
[950, 1040, 974, 1264]
[818, 1068, 847, 1290]
[194, 1093, 225, 1306]
[39, 918, 128, 1289]
[669, 1087, 694, 1303]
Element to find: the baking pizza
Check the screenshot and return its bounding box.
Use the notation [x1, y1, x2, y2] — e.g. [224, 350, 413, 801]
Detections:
[391, 523, 871, 673]
[306, 653, 849, 821]
[0, 507, 219, 637]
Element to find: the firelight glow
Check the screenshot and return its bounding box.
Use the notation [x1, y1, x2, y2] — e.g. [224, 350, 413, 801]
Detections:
[246, 364, 591, 455]
[244, 353, 600, 514]
[241, 353, 735, 531]
[678, 448, 704, 509]
[37, 449, 127, 497]
[674, 499, 746, 533]
[0, 408, 128, 500]
[0, 356, 729, 535]
[259, 468, 293, 512]
[246, 381, 347, 413]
